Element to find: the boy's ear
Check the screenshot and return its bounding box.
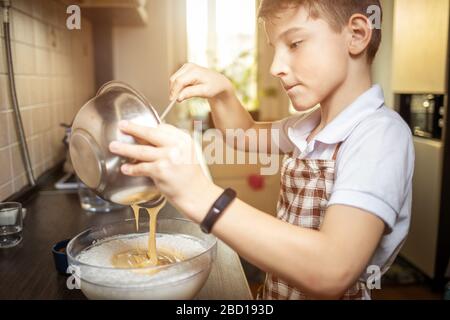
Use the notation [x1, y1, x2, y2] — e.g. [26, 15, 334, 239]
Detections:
[347, 13, 373, 59]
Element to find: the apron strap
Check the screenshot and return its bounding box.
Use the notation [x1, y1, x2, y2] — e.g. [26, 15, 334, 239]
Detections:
[287, 143, 342, 160]
[332, 142, 343, 161]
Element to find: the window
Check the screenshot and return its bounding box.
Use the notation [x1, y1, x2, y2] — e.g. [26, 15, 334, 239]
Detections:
[186, 0, 258, 118]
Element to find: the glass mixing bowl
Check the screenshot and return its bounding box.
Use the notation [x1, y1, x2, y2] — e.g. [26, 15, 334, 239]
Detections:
[67, 218, 217, 300]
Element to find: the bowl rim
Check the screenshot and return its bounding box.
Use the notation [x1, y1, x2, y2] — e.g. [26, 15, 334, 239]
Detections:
[79, 262, 212, 290]
[66, 217, 217, 272]
[97, 80, 161, 124]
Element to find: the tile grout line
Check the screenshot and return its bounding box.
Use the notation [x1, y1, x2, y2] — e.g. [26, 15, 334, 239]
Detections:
[9, 5, 73, 33]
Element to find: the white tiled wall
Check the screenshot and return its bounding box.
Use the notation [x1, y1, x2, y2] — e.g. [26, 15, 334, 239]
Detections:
[0, 0, 96, 200]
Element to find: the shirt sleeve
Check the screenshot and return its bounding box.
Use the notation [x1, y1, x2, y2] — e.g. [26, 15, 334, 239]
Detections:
[271, 115, 300, 153]
[328, 115, 415, 232]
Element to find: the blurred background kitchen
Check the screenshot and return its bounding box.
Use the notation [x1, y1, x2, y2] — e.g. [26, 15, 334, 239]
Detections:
[0, 0, 449, 299]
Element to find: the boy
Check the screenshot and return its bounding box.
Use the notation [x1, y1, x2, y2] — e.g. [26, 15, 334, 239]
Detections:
[109, 0, 414, 300]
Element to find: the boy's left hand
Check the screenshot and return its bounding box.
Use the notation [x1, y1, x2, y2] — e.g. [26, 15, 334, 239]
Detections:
[109, 120, 219, 221]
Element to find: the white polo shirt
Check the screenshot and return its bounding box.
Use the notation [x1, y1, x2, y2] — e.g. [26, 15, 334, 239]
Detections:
[271, 84, 415, 280]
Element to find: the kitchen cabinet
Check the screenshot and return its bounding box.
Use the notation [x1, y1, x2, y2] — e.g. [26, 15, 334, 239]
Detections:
[211, 171, 281, 216]
[401, 137, 443, 278]
[392, 0, 449, 94]
[206, 143, 282, 216]
[65, 0, 148, 26]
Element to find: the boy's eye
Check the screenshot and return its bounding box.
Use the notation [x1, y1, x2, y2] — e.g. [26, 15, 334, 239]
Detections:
[289, 41, 303, 49]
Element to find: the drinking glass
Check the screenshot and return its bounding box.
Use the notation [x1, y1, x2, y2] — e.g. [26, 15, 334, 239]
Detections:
[0, 202, 23, 248]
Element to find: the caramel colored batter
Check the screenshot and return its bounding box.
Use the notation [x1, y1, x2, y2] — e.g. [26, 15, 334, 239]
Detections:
[121, 191, 161, 205]
[111, 197, 183, 269]
[111, 248, 182, 268]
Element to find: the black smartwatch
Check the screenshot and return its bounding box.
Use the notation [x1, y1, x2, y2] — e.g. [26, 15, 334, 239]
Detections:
[200, 188, 237, 234]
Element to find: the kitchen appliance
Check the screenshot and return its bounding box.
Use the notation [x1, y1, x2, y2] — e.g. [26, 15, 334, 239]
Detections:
[69, 81, 164, 208]
[398, 91, 449, 289]
[399, 94, 445, 140]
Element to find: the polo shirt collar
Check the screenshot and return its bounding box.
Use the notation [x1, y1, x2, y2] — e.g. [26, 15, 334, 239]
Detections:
[287, 84, 385, 151]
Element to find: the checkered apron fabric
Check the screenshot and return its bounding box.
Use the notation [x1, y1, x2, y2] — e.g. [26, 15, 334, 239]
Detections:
[262, 144, 370, 300]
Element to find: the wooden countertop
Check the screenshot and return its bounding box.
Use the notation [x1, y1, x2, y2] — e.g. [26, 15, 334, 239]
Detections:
[0, 187, 252, 300]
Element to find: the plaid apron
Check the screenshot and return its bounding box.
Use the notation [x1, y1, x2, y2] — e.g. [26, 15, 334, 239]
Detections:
[262, 143, 370, 300]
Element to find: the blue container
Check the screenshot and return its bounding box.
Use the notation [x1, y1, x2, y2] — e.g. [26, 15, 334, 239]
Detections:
[52, 239, 70, 275]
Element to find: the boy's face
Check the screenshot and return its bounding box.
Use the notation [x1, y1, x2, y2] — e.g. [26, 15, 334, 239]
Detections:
[265, 6, 350, 111]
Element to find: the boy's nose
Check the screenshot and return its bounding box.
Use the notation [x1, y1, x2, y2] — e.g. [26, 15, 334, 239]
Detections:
[270, 53, 288, 78]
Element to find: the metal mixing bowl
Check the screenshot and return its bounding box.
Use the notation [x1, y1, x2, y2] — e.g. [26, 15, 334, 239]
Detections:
[69, 81, 163, 207]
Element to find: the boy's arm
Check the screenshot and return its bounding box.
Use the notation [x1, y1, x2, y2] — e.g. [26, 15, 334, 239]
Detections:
[208, 91, 277, 153]
[170, 63, 279, 154]
[182, 184, 385, 299]
[110, 121, 385, 299]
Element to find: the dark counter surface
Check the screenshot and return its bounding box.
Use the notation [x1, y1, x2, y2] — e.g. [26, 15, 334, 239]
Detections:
[0, 182, 252, 300]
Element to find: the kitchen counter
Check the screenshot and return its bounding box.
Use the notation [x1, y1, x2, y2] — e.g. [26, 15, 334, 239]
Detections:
[0, 180, 253, 300]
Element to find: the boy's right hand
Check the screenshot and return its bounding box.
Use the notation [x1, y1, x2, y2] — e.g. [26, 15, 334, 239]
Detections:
[169, 63, 234, 103]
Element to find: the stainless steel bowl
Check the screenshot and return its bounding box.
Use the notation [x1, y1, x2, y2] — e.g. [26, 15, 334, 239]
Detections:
[69, 81, 163, 207]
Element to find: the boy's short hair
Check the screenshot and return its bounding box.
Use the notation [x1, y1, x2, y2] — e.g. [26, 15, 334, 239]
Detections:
[258, 0, 382, 64]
